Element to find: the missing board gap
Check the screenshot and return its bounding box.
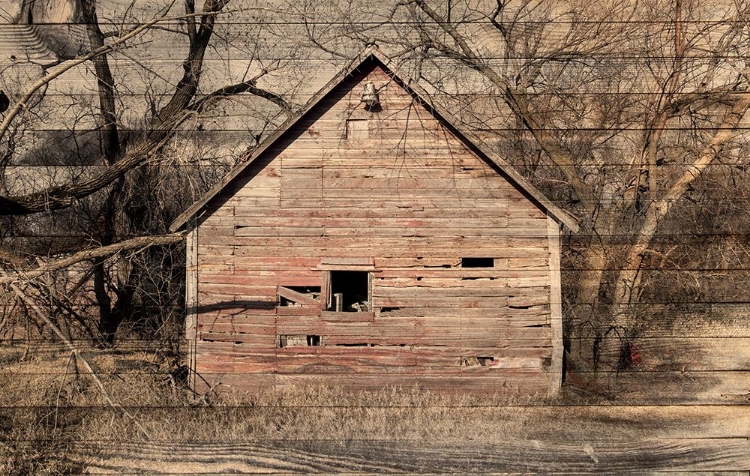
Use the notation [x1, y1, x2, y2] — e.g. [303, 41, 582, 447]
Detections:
[461, 257, 494, 268]
[279, 335, 322, 348]
[462, 356, 495, 367]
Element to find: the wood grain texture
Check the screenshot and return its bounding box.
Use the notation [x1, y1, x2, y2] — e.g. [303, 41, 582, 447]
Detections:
[2, 3, 749, 473]
[191, 64, 561, 394]
[82, 437, 750, 473]
[6, 402, 737, 473]
[185, 219, 199, 389]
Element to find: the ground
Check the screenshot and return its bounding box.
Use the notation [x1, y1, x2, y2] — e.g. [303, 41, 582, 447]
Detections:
[0, 341, 748, 474]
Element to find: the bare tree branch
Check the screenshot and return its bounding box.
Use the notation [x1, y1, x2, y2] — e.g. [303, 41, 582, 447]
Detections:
[613, 93, 750, 323]
[0, 14, 171, 142]
[412, 0, 601, 218]
[0, 233, 185, 284]
[0, 2, 291, 216]
[0, 127, 179, 214]
[192, 77, 297, 115]
[6, 280, 151, 439]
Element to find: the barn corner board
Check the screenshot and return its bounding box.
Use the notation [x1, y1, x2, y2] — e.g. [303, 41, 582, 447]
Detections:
[171, 49, 576, 396]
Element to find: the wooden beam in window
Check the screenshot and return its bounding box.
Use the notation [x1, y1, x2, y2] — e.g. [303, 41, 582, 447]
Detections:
[276, 286, 320, 307]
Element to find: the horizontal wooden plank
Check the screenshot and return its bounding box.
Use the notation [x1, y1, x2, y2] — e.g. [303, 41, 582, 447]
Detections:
[276, 306, 321, 316]
[319, 188, 514, 201]
[377, 307, 549, 321]
[320, 311, 375, 322]
[199, 332, 275, 345]
[213, 216, 527, 229]
[272, 373, 550, 393]
[227, 257, 321, 268]
[195, 296, 277, 310]
[199, 235, 549, 251]
[199, 283, 276, 295]
[320, 165, 500, 179]
[197, 273, 283, 286]
[373, 285, 545, 298]
[197, 320, 276, 335]
[199, 247, 550, 260]
[318, 175, 517, 191]
[208, 197, 281, 209]
[228, 205, 537, 219]
[375, 277, 515, 289]
[78, 436, 750, 474]
[274, 317, 552, 345]
[273, 354, 544, 375]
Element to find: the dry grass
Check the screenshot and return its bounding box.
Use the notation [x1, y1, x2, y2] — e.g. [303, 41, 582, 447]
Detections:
[3, 341, 742, 474]
[109, 386, 534, 444]
[0, 341, 545, 474]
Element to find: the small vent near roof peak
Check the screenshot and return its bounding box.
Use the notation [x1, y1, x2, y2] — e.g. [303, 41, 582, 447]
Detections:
[361, 82, 379, 109]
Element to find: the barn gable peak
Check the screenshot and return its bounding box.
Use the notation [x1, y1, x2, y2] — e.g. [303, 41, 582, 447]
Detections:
[170, 48, 578, 232]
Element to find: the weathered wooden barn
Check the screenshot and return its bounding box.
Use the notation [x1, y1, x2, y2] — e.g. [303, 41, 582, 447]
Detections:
[171, 49, 578, 395]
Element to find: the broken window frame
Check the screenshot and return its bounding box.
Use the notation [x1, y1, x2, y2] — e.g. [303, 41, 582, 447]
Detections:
[316, 258, 376, 320]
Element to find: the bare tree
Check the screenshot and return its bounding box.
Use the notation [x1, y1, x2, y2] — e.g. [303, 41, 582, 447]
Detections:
[298, 0, 750, 367]
[5, 0, 749, 374]
[0, 0, 297, 342]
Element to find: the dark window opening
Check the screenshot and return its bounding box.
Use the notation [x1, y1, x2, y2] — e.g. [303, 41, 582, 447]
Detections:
[330, 271, 369, 312]
[462, 257, 494, 268]
[477, 356, 495, 366]
[307, 335, 321, 346]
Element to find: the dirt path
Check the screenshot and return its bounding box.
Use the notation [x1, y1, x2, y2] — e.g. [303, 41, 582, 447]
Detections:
[82, 404, 750, 474]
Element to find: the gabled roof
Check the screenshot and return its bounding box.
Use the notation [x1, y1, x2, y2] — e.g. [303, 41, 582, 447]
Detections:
[170, 48, 578, 232]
